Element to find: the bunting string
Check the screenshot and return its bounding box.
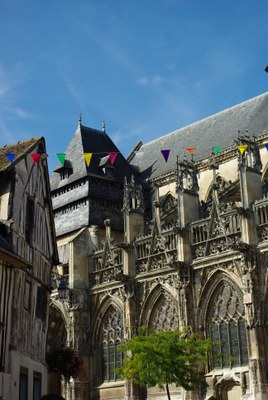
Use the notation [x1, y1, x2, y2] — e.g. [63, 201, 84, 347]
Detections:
[3, 143, 266, 168]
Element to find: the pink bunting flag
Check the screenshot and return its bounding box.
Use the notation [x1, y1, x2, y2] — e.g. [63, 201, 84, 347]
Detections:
[31, 153, 41, 166]
[6, 153, 15, 163]
[108, 152, 118, 166]
[161, 149, 170, 162]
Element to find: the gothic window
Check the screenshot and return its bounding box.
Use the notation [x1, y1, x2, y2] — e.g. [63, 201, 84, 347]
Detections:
[101, 307, 123, 382]
[149, 293, 178, 332]
[206, 176, 229, 202]
[207, 281, 248, 370]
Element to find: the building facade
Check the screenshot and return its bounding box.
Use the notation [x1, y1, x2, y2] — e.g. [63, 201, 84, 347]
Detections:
[50, 92, 268, 400]
[0, 138, 58, 400]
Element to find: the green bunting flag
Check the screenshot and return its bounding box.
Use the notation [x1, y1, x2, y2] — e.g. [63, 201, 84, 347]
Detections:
[57, 153, 66, 166]
[213, 146, 221, 154]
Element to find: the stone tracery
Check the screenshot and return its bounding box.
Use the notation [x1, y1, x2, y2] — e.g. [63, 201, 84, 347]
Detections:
[101, 306, 124, 382]
[207, 281, 248, 370]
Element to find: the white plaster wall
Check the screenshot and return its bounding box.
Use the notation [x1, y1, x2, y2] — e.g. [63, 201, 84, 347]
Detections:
[9, 351, 47, 400]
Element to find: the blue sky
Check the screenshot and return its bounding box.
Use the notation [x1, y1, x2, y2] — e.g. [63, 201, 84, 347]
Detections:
[1, 0, 268, 172]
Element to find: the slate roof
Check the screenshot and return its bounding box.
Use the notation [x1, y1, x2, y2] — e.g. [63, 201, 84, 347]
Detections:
[0, 137, 43, 172]
[130, 92, 268, 180]
[50, 124, 140, 191]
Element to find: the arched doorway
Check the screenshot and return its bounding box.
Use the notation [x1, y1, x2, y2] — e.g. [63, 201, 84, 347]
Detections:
[46, 303, 67, 395]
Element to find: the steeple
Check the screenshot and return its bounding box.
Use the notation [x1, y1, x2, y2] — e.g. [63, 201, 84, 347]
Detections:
[78, 113, 82, 127]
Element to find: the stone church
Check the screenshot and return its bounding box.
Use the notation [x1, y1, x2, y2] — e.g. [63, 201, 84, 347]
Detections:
[49, 92, 268, 400]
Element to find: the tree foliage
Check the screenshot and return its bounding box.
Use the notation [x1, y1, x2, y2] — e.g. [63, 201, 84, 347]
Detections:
[116, 327, 212, 396]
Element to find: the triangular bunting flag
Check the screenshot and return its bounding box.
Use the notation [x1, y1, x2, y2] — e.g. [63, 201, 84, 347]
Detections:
[213, 146, 221, 155]
[31, 154, 41, 166]
[108, 152, 118, 166]
[265, 144, 268, 151]
[57, 153, 66, 166]
[186, 147, 196, 153]
[161, 149, 170, 162]
[238, 145, 248, 155]
[6, 153, 15, 163]
[84, 153, 93, 167]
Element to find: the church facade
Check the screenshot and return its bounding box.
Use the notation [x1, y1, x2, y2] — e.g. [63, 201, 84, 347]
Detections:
[49, 92, 268, 400]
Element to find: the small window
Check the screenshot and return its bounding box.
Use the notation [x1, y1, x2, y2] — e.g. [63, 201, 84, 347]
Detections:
[19, 368, 28, 400]
[25, 197, 34, 243]
[33, 372, 42, 400]
[24, 281, 31, 311]
[60, 169, 72, 180]
[36, 286, 47, 322]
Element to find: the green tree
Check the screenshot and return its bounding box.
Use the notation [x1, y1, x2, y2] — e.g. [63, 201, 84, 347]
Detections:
[116, 327, 212, 400]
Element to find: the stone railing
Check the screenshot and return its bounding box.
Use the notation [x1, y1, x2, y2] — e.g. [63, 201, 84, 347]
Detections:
[190, 208, 241, 258]
[254, 197, 268, 241]
[90, 246, 123, 285]
[135, 225, 177, 274]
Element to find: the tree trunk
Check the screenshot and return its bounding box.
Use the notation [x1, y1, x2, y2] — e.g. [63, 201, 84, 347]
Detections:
[166, 383, 171, 400]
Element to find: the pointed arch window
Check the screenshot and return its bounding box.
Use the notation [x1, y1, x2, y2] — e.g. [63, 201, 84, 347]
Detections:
[149, 292, 178, 332]
[206, 176, 229, 202]
[101, 307, 123, 382]
[207, 281, 248, 370]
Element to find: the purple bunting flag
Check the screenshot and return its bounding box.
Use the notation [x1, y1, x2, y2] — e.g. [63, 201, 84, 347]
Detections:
[161, 149, 170, 162]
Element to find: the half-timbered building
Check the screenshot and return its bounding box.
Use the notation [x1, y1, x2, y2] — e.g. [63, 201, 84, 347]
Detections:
[50, 92, 268, 400]
[0, 138, 58, 400]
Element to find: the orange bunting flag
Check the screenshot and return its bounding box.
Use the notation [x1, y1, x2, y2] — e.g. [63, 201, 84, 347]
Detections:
[238, 145, 248, 155]
[31, 154, 41, 166]
[84, 153, 93, 167]
[108, 152, 118, 166]
[57, 153, 66, 166]
[186, 147, 196, 153]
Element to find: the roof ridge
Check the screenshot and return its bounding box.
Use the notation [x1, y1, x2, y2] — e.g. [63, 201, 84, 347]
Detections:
[140, 91, 268, 149]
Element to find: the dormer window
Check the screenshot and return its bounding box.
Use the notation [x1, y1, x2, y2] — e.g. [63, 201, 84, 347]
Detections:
[54, 159, 73, 180]
[60, 169, 72, 180]
[99, 155, 115, 179]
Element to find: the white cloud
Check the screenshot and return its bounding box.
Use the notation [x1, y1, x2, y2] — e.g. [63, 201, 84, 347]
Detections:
[136, 75, 166, 86]
[136, 77, 149, 85]
[111, 131, 123, 146]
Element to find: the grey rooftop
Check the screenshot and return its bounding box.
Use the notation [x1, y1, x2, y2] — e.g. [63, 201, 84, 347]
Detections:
[129, 92, 268, 180]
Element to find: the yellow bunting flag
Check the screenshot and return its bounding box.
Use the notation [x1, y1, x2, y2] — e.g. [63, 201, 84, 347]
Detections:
[84, 153, 93, 167]
[238, 145, 248, 155]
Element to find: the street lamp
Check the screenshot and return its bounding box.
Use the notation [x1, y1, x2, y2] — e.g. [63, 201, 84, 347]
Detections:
[58, 278, 70, 300]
